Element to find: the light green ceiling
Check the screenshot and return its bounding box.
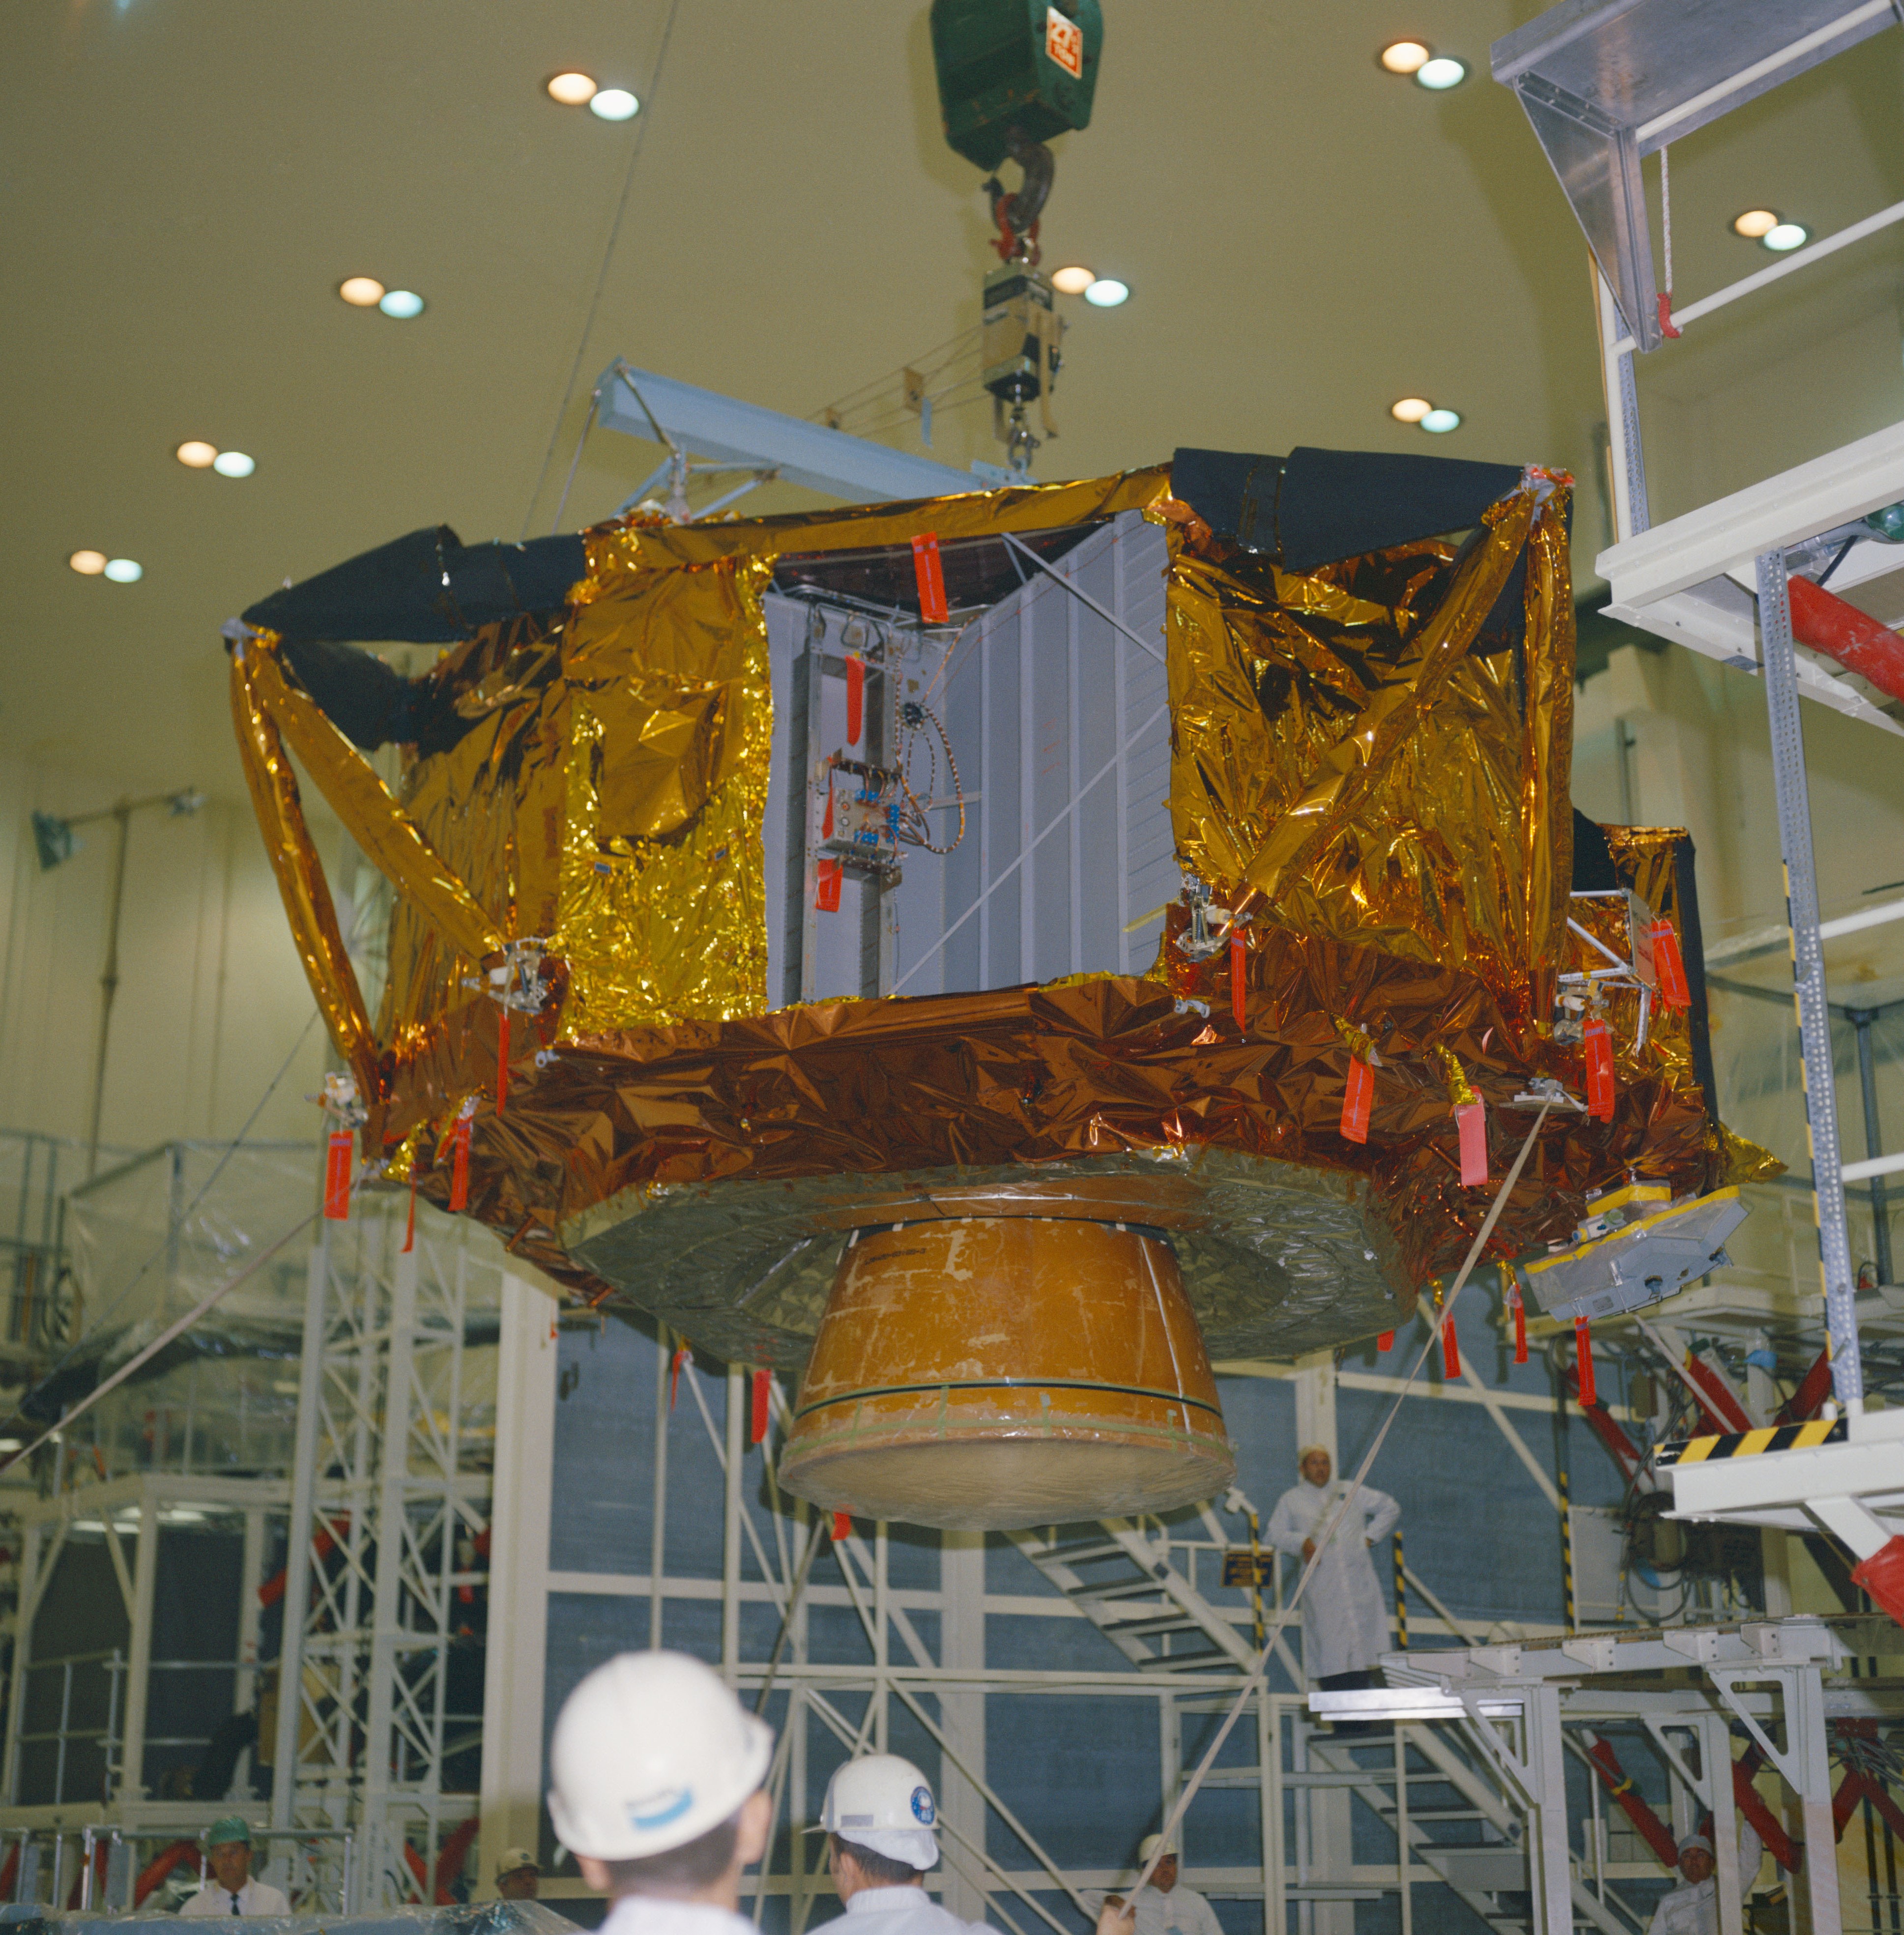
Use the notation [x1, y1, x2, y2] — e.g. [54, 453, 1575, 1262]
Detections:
[3, 1, 1900, 802]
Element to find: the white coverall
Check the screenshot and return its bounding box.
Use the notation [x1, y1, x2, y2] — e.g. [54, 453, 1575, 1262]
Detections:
[1112, 1881, 1226, 1935]
[1266, 1476, 1402, 1680]
[592, 1896, 761, 1935]
[179, 1877, 292, 1917]
[819, 1884, 1000, 1935]
[1644, 1824, 1763, 1935]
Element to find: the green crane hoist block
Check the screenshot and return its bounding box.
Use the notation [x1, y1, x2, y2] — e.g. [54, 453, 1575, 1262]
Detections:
[929, 0, 1104, 173]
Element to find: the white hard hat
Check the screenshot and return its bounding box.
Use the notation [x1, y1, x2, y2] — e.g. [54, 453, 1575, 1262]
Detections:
[548, 1651, 773, 1861]
[1139, 1834, 1173, 1863]
[819, 1753, 940, 1869]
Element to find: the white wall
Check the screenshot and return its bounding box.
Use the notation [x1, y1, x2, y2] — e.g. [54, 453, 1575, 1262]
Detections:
[0, 754, 330, 1155]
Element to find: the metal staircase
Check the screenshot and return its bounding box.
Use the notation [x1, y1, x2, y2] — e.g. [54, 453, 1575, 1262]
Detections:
[1007, 1520, 1259, 1672]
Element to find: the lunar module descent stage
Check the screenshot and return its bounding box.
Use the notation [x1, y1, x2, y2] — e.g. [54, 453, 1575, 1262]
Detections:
[229, 444, 1772, 1530]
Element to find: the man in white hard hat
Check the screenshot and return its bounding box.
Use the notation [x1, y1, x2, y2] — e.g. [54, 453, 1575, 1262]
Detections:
[813, 1752, 997, 1935]
[1645, 1823, 1763, 1935]
[547, 1650, 775, 1935]
[1266, 1446, 1401, 1687]
[1100, 1837, 1222, 1935]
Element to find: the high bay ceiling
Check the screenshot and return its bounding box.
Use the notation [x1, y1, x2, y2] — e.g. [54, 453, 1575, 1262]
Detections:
[5, 0, 1902, 799]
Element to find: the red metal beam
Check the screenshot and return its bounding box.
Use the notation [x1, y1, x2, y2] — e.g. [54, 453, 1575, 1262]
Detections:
[1585, 1733, 1680, 1869]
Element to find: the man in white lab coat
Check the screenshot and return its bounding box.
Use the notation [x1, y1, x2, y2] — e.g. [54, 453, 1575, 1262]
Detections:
[812, 1752, 998, 1935]
[1645, 1826, 1763, 1935]
[1101, 1837, 1223, 1935]
[1266, 1447, 1401, 1685]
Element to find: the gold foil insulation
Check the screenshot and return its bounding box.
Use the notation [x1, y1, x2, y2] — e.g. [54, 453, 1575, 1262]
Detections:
[230, 462, 1775, 1352]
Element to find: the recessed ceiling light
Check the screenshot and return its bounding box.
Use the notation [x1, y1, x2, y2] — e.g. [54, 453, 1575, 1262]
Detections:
[1415, 56, 1466, 89]
[547, 71, 598, 106]
[1083, 277, 1129, 307]
[1380, 40, 1430, 74]
[339, 276, 386, 307]
[1419, 407, 1462, 433]
[103, 558, 144, 582]
[69, 549, 107, 575]
[1731, 208, 1780, 240]
[213, 450, 256, 478]
[1762, 222, 1809, 253]
[1390, 397, 1433, 424]
[1051, 264, 1096, 295]
[175, 440, 219, 468]
[379, 289, 426, 319]
[589, 88, 638, 121]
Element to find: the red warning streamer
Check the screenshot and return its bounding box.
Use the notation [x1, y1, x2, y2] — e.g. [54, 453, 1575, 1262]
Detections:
[1507, 1271, 1528, 1365]
[1456, 1099, 1488, 1187]
[1575, 1317, 1597, 1407]
[911, 532, 949, 624]
[1583, 1014, 1616, 1122]
[1341, 1057, 1374, 1145]
[448, 1112, 473, 1212]
[403, 1182, 417, 1254]
[1442, 1305, 1462, 1378]
[324, 1130, 353, 1221]
[750, 1369, 771, 1446]
[1650, 922, 1690, 1011]
[1376, 1329, 1394, 1352]
[845, 655, 865, 748]
[815, 859, 843, 912]
[832, 1511, 852, 1541]
[670, 1341, 691, 1411]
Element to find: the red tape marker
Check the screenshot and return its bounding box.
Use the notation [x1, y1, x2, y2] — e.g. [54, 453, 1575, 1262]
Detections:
[448, 1113, 473, 1212]
[1651, 921, 1690, 1011]
[1456, 1099, 1488, 1187]
[750, 1369, 771, 1446]
[1584, 1014, 1616, 1122]
[1341, 1056, 1374, 1144]
[846, 655, 865, 748]
[832, 1511, 853, 1541]
[324, 1130, 353, 1221]
[1575, 1317, 1597, 1407]
[1442, 1309, 1462, 1379]
[1230, 932, 1247, 1030]
[497, 1005, 511, 1116]
[911, 532, 949, 624]
[815, 859, 842, 912]
[402, 1182, 417, 1254]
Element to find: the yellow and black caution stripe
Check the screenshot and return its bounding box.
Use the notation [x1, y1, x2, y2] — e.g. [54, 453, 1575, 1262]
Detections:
[1654, 1416, 1845, 1468]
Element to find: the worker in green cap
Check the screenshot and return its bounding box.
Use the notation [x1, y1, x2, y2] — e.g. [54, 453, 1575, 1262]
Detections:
[180, 1819, 290, 1917]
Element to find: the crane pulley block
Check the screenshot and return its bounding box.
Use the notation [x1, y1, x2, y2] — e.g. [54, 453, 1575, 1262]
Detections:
[930, 0, 1103, 172]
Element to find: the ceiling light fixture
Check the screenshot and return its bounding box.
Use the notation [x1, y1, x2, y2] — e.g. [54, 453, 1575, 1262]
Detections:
[379, 289, 426, 319]
[1380, 40, 1430, 74]
[1390, 397, 1433, 424]
[212, 450, 256, 478]
[589, 88, 639, 122]
[175, 440, 218, 468]
[1731, 208, 1780, 239]
[1083, 277, 1128, 307]
[1762, 221, 1809, 253]
[69, 549, 107, 575]
[547, 71, 598, 106]
[103, 558, 144, 582]
[339, 276, 386, 307]
[1415, 56, 1467, 89]
[1051, 264, 1096, 294]
[1419, 407, 1462, 433]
